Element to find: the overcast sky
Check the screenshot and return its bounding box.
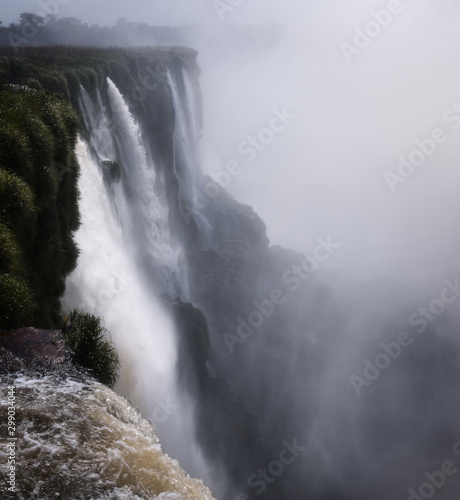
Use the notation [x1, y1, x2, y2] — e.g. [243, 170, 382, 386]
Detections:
[0, 0, 315, 26]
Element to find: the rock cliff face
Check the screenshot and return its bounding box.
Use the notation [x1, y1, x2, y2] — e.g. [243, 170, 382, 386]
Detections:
[0, 328, 68, 370]
[161, 297, 260, 494]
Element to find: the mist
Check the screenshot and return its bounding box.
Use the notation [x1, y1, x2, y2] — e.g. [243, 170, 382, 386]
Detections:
[4, 0, 460, 498]
[192, 2, 460, 498]
[198, 1, 460, 283]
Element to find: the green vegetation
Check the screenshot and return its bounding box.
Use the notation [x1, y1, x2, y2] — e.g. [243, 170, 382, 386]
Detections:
[0, 88, 80, 330]
[63, 310, 120, 387]
[0, 45, 195, 336]
[0, 45, 186, 96]
[0, 274, 36, 328]
[0, 46, 194, 333]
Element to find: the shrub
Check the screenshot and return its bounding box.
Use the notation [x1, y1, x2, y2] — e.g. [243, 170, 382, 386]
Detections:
[26, 78, 43, 91]
[63, 310, 120, 387]
[0, 167, 35, 231]
[0, 273, 36, 330]
[64, 69, 81, 109]
[0, 222, 26, 278]
[0, 124, 34, 186]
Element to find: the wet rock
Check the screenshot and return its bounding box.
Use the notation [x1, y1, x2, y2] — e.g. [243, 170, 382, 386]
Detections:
[101, 159, 121, 182]
[0, 327, 68, 369]
[0, 347, 25, 374]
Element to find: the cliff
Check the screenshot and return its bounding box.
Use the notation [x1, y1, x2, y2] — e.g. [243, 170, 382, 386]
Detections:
[0, 47, 388, 499]
[2, 44, 460, 500]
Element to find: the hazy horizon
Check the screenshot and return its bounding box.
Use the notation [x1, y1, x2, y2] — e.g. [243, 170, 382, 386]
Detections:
[1, 0, 315, 27]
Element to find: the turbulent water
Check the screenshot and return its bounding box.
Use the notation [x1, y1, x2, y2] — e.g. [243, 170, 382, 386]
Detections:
[0, 372, 214, 500]
[64, 78, 210, 486]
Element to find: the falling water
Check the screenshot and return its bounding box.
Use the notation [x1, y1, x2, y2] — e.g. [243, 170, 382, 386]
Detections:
[167, 70, 213, 244]
[106, 78, 185, 296]
[64, 80, 211, 484]
[64, 137, 178, 434]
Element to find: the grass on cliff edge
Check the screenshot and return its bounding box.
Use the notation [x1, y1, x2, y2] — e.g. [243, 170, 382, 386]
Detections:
[63, 310, 120, 388]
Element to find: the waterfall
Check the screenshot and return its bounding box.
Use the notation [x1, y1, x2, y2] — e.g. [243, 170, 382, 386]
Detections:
[78, 86, 117, 163]
[106, 77, 186, 296]
[64, 136, 177, 429]
[63, 79, 211, 485]
[167, 70, 213, 244]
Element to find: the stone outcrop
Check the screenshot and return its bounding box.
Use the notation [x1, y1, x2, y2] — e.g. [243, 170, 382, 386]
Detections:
[0, 327, 68, 369]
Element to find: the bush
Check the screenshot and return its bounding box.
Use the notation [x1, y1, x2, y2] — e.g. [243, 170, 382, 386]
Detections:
[0, 167, 35, 231]
[0, 273, 36, 330]
[26, 78, 43, 91]
[64, 69, 81, 109]
[0, 123, 34, 186]
[0, 223, 25, 277]
[63, 310, 120, 387]
[0, 88, 80, 329]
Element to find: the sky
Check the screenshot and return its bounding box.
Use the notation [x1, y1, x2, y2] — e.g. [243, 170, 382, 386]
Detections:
[0, 0, 313, 26]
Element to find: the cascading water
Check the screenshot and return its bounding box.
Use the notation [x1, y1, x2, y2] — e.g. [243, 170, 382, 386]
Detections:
[64, 137, 177, 436]
[167, 70, 213, 245]
[4, 40, 460, 499]
[63, 78, 211, 486]
[79, 86, 117, 163]
[0, 372, 214, 500]
[106, 78, 185, 296]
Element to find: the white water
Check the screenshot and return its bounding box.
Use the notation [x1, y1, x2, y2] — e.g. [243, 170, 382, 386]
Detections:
[167, 70, 199, 204]
[64, 78, 212, 485]
[0, 373, 215, 499]
[106, 78, 185, 296]
[64, 137, 177, 431]
[167, 70, 213, 244]
[79, 86, 117, 163]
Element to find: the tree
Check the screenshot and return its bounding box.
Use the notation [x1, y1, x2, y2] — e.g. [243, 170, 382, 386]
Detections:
[19, 12, 47, 28]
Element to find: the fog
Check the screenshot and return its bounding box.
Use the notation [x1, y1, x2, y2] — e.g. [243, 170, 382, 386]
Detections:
[190, 3, 460, 498]
[2, 0, 312, 26]
[5, 0, 460, 497]
[198, 1, 460, 287]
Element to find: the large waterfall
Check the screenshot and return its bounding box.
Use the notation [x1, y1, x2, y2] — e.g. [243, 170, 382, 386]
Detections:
[63, 76, 210, 486]
[59, 50, 460, 500]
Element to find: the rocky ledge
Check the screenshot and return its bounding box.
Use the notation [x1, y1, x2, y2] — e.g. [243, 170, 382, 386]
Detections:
[0, 327, 69, 374]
